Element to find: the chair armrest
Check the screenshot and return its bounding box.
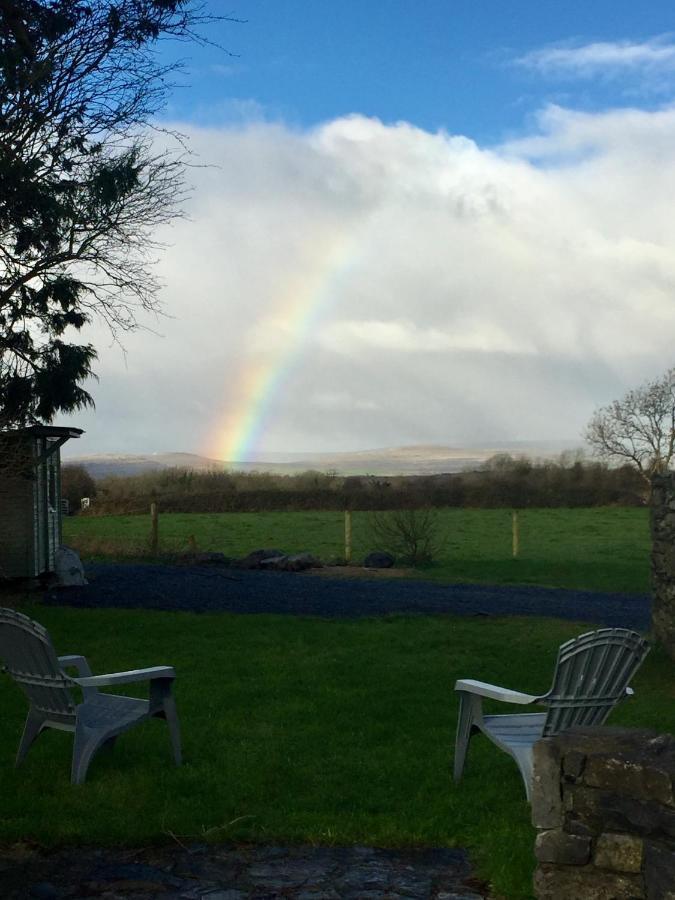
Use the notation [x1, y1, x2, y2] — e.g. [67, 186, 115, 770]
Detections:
[74, 666, 176, 688]
[58, 655, 93, 677]
[454, 678, 541, 705]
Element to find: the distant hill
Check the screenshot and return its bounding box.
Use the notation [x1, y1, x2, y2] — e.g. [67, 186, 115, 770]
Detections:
[64, 441, 582, 479]
[61, 452, 223, 479]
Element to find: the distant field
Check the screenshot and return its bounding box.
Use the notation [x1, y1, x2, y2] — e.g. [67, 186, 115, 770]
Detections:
[63, 507, 651, 593]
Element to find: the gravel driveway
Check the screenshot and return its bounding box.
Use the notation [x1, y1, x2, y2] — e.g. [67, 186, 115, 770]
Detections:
[44, 562, 652, 630]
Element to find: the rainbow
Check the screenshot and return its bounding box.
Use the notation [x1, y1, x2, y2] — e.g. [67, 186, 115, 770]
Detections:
[213, 226, 364, 464]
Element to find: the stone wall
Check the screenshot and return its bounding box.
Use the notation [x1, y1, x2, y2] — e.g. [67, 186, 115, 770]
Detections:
[531, 727, 675, 899]
[651, 473, 675, 661]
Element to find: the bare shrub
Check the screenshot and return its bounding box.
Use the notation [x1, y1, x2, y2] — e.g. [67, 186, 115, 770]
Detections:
[369, 507, 443, 565]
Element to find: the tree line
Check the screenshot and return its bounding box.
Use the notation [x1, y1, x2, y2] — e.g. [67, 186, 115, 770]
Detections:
[62, 454, 646, 515]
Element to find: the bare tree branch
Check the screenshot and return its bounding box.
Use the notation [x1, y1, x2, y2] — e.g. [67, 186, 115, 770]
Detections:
[586, 368, 675, 486]
[0, 1, 236, 429]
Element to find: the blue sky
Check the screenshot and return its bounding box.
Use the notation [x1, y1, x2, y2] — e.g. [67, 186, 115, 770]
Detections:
[66, 2, 675, 458]
[162, 1, 675, 140]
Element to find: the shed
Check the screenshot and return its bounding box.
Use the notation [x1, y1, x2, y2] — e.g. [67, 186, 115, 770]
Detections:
[0, 426, 83, 580]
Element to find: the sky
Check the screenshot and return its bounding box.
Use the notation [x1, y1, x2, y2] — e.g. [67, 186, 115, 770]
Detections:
[63, 0, 675, 461]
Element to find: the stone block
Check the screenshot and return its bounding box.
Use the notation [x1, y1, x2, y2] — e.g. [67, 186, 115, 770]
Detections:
[534, 829, 590, 865]
[651, 474, 675, 660]
[564, 814, 593, 837]
[566, 787, 675, 839]
[533, 864, 644, 899]
[532, 739, 563, 830]
[644, 840, 675, 900]
[555, 728, 662, 760]
[584, 755, 675, 806]
[652, 598, 675, 661]
[594, 832, 644, 873]
[563, 785, 605, 833]
[563, 750, 586, 781]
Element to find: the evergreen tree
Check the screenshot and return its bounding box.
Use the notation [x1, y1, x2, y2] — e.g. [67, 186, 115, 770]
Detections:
[0, 0, 223, 427]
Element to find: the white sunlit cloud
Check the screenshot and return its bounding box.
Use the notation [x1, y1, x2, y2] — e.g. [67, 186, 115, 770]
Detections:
[518, 36, 675, 79]
[64, 105, 675, 458]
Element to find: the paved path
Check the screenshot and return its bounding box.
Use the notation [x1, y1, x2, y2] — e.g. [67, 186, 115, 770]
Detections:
[0, 842, 488, 899]
[44, 562, 652, 630]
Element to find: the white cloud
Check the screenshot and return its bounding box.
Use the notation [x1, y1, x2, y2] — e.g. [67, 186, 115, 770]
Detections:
[63, 108, 675, 459]
[319, 319, 534, 355]
[518, 36, 675, 78]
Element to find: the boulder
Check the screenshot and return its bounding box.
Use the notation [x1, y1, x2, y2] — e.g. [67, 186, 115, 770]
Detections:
[236, 549, 286, 570]
[259, 555, 289, 570]
[258, 553, 320, 572]
[285, 553, 320, 571]
[363, 551, 395, 569]
[54, 546, 87, 587]
[177, 551, 229, 567]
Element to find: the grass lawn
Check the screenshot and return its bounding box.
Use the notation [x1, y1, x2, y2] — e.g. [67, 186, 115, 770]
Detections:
[0, 602, 672, 898]
[64, 506, 651, 593]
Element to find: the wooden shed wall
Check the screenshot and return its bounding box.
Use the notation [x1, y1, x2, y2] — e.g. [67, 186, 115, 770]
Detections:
[0, 433, 70, 579]
[0, 463, 37, 579]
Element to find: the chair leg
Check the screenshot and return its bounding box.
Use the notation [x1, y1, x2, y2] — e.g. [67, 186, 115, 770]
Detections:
[15, 711, 45, 767]
[454, 692, 480, 782]
[151, 679, 182, 766]
[162, 694, 182, 766]
[71, 724, 105, 785]
[512, 746, 535, 802]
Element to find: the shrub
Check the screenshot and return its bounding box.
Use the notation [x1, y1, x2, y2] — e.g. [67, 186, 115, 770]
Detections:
[369, 507, 443, 565]
[61, 465, 97, 512]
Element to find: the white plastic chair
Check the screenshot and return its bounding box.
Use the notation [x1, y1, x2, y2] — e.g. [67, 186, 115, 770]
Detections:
[454, 627, 650, 800]
[0, 608, 181, 784]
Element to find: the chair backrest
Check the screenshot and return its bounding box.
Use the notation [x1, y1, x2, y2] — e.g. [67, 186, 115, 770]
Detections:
[542, 628, 649, 737]
[0, 608, 76, 720]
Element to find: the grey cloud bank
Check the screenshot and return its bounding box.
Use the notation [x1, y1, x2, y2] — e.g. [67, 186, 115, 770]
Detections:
[64, 107, 675, 460]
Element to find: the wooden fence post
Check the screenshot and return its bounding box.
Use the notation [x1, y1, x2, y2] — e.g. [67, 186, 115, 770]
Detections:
[150, 502, 159, 556]
[512, 509, 519, 559]
[345, 509, 352, 563]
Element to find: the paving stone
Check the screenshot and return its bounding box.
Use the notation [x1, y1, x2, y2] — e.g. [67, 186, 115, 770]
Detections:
[197, 891, 245, 900]
[90, 863, 181, 887]
[29, 885, 60, 900]
[295, 891, 340, 900]
[435, 894, 485, 900]
[0, 843, 489, 899]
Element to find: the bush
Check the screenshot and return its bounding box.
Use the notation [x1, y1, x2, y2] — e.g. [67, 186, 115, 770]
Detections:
[369, 507, 443, 565]
[61, 465, 97, 512]
[77, 456, 648, 515]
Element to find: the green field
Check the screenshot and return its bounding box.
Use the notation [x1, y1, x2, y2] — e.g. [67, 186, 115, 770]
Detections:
[1, 604, 672, 899]
[64, 506, 652, 593]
